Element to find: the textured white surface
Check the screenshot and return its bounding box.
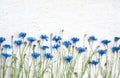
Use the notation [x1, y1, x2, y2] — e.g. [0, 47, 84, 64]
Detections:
[0, 0, 120, 39]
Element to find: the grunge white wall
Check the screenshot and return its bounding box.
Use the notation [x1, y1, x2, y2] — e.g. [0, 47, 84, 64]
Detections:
[0, 0, 120, 39]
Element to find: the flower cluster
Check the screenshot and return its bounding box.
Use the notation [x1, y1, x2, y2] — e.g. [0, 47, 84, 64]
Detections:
[0, 31, 120, 78]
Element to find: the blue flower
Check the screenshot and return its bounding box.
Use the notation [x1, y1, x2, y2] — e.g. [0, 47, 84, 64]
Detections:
[44, 53, 54, 59]
[71, 37, 80, 43]
[40, 34, 48, 41]
[114, 37, 120, 41]
[101, 40, 111, 45]
[63, 41, 72, 47]
[64, 55, 73, 62]
[41, 45, 49, 50]
[0, 37, 6, 43]
[19, 32, 27, 38]
[98, 49, 106, 55]
[52, 44, 60, 49]
[78, 47, 86, 53]
[88, 36, 97, 41]
[89, 59, 100, 65]
[27, 37, 36, 42]
[52, 36, 62, 42]
[31, 52, 40, 58]
[2, 44, 12, 49]
[112, 46, 120, 52]
[1, 52, 12, 58]
[33, 44, 36, 48]
[14, 40, 23, 45]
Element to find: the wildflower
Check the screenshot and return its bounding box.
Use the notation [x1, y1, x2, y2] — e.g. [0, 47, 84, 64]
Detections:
[33, 44, 36, 48]
[64, 55, 73, 62]
[52, 44, 60, 49]
[0, 37, 6, 43]
[63, 41, 72, 47]
[19, 32, 27, 38]
[31, 52, 40, 58]
[88, 36, 97, 41]
[1, 52, 12, 58]
[27, 37, 36, 42]
[112, 46, 120, 52]
[14, 40, 23, 45]
[2, 44, 12, 49]
[101, 40, 111, 45]
[114, 37, 120, 42]
[71, 37, 80, 43]
[52, 36, 62, 42]
[98, 49, 106, 55]
[44, 53, 54, 59]
[89, 59, 100, 65]
[78, 47, 86, 53]
[40, 34, 48, 41]
[41, 45, 49, 50]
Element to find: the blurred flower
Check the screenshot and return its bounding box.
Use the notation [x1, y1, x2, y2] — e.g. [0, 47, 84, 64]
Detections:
[112, 46, 120, 52]
[33, 44, 36, 48]
[27, 37, 36, 42]
[89, 59, 100, 65]
[2, 44, 12, 49]
[98, 49, 106, 55]
[63, 41, 72, 47]
[64, 55, 73, 62]
[88, 36, 97, 41]
[101, 40, 111, 45]
[71, 37, 80, 43]
[41, 45, 49, 50]
[19, 32, 27, 38]
[52, 36, 62, 42]
[114, 37, 120, 42]
[31, 52, 40, 58]
[78, 47, 86, 53]
[40, 34, 48, 41]
[52, 44, 60, 49]
[0, 37, 6, 43]
[1, 52, 12, 58]
[14, 40, 23, 45]
[44, 53, 54, 59]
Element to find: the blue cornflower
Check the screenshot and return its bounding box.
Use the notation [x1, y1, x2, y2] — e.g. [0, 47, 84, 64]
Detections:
[27, 37, 36, 42]
[71, 37, 80, 43]
[40, 34, 48, 41]
[2, 44, 12, 49]
[44, 53, 54, 59]
[63, 41, 72, 47]
[0, 37, 6, 43]
[114, 37, 120, 41]
[78, 47, 86, 53]
[1, 52, 12, 58]
[52, 36, 62, 42]
[112, 46, 120, 52]
[31, 52, 40, 58]
[88, 36, 97, 41]
[101, 40, 111, 45]
[41, 45, 49, 50]
[19, 32, 27, 38]
[89, 59, 100, 65]
[52, 44, 60, 49]
[33, 44, 36, 48]
[64, 55, 73, 62]
[98, 49, 106, 55]
[14, 40, 23, 45]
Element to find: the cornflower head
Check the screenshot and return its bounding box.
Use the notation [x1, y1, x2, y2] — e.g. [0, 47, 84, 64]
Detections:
[63, 41, 72, 48]
[71, 37, 80, 43]
[44, 53, 54, 59]
[19, 32, 27, 38]
[2, 44, 12, 49]
[14, 40, 23, 46]
[52, 44, 60, 49]
[101, 40, 111, 45]
[0, 37, 6, 43]
[40, 34, 48, 41]
[52, 36, 62, 42]
[64, 55, 73, 62]
[31, 52, 40, 58]
[1, 52, 12, 58]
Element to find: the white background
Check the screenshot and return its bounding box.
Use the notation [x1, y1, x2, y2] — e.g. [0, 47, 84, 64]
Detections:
[0, 0, 120, 40]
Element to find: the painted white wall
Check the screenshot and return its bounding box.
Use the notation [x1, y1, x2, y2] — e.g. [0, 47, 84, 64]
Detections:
[0, 0, 120, 40]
